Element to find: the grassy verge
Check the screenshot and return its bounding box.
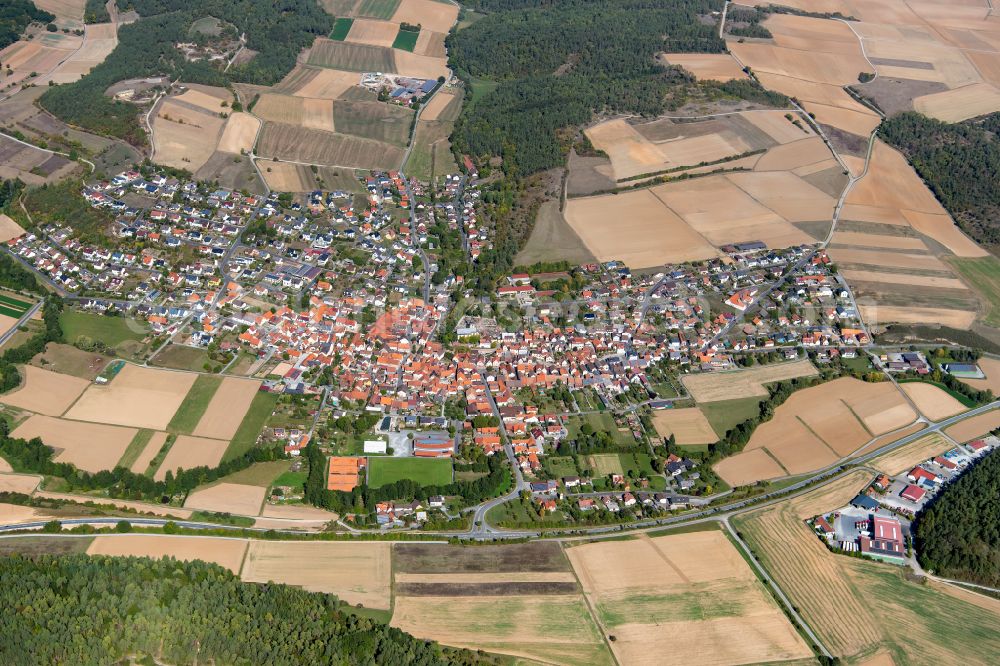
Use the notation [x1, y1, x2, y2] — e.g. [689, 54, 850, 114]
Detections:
[166, 375, 223, 434]
[329, 17, 353, 40]
[949, 255, 1000, 327]
[223, 391, 279, 462]
[116, 429, 155, 470]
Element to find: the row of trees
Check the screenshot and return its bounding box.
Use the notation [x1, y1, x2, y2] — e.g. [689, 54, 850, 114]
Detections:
[914, 447, 1000, 587]
[0, 554, 491, 665]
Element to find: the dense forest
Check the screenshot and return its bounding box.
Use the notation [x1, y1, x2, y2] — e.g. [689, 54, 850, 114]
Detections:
[449, 0, 726, 175]
[0, 1, 53, 51]
[914, 448, 1000, 587]
[41, 0, 331, 143]
[881, 112, 1000, 251]
[0, 554, 492, 665]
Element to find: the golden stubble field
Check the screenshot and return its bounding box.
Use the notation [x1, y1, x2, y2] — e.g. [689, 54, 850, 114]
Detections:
[0, 365, 88, 416]
[733, 468, 1000, 662]
[714, 378, 916, 485]
[65, 364, 196, 431]
[86, 535, 248, 573]
[651, 408, 718, 445]
[567, 530, 811, 665]
[242, 541, 391, 609]
[566, 110, 844, 268]
[681, 359, 818, 402]
[11, 414, 136, 473]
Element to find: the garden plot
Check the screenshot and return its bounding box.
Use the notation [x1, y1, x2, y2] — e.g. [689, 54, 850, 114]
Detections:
[0, 366, 88, 416]
[567, 531, 811, 666]
[86, 535, 247, 573]
[65, 364, 196, 431]
[242, 541, 391, 608]
[11, 415, 136, 473]
[0, 134, 76, 185]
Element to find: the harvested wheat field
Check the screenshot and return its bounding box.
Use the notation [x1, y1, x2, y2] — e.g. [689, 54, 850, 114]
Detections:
[345, 18, 399, 47]
[279, 66, 360, 99]
[0, 365, 89, 416]
[242, 541, 390, 607]
[649, 173, 823, 247]
[713, 449, 788, 487]
[651, 408, 718, 445]
[193, 378, 261, 440]
[869, 433, 952, 476]
[946, 410, 1000, 443]
[391, 0, 458, 34]
[184, 482, 266, 516]
[0, 502, 54, 524]
[682, 359, 817, 402]
[251, 94, 336, 133]
[564, 190, 720, 268]
[391, 594, 612, 666]
[12, 415, 137, 473]
[661, 53, 747, 81]
[217, 112, 261, 154]
[86, 535, 247, 573]
[901, 383, 967, 420]
[256, 122, 405, 170]
[0, 457, 10, 473]
[260, 161, 316, 192]
[420, 89, 460, 121]
[65, 364, 196, 430]
[846, 141, 987, 257]
[0, 214, 25, 243]
[391, 49, 449, 80]
[741, 378, 915, 472]
[175, 85, 234, 111]
[154, 435, 229, 481]
[914, 82, 1000, 122]
[733, 469, 1000, 662]
[568, 530, 811, 666]
[0, 472, 41, 494]
[129, 431, 167, 474]
[43, 21, 117, 84]
[151, 98, 226, 171]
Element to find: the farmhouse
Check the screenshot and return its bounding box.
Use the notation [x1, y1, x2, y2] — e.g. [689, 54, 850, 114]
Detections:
[859, 515, 905, 561]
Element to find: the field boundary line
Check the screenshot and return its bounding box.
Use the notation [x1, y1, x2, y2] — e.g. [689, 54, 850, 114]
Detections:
[722, 518, 834, 659]
[761, 447, 792, 475]
[794, 415, 841, 458]
[559, 541, 622, 666]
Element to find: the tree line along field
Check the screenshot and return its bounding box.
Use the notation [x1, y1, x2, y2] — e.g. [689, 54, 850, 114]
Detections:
[732, 470, 1000, 663]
